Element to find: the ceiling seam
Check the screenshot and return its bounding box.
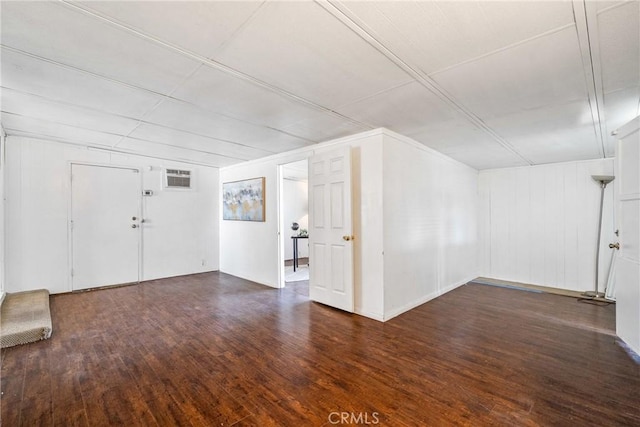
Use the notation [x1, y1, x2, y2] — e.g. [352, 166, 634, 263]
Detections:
[206, 1, 268, 58]
[1, 47, 317, 147]
[5, 127, 241, 166]
[428, 24, 576, 77]
[0, 111, 251, 162]
[4, 129, 223, 168]
[56, 0, 374, 132]
[111, 62, 205, 149]
[582, 1, 608, 158]
[333, 81, 414, 111]
[1, 86, 278, 155]
[596, 1, 633, 16]
[107, 135, 251, 162]
[571, 0, 607, 158]
[319, 0, 533, 166]
[2, 45, 167, 98]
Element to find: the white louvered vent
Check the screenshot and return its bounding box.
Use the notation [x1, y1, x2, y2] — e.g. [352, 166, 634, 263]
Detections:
[165, 169, 192, 189]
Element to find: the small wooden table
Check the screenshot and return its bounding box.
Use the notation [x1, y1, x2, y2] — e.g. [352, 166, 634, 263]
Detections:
[291, 236, 308, 271]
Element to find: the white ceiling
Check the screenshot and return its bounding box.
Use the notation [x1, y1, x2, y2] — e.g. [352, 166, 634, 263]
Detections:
[282, 159, 309, 181]
[1, 1, 638, 170]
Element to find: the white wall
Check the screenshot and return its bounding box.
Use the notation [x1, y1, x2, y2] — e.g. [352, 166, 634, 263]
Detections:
[478, 158, 615, 292]
[220, 130, 385, 319]
[5, 136, 219, 294]
[382, 134, 478, 319]
[352, 136, 385, 320]
[220, 159, 281, 287]
[219, 128, 477, 322]
[141, 165, 218, 281]
[282, 178, 308, 260]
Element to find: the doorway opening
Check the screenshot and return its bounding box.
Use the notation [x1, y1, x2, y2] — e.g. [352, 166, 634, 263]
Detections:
[278, 160, 309, 292]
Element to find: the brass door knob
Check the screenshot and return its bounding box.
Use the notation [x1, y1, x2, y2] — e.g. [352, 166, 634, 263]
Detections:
[342, 235, 354, 241]
[609, 242, 620, 250]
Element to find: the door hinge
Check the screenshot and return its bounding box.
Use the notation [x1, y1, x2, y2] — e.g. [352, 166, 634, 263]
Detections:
[70, 220, 74, 230]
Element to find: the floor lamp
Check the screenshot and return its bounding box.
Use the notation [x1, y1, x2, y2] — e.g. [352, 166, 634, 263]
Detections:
[582, 175, 615, 299]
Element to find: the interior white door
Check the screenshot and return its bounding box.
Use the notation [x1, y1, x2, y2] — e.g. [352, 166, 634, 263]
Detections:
[71, 164, 141, 290]
[308, 147, 354, 312]
[615, 117, 640, 354]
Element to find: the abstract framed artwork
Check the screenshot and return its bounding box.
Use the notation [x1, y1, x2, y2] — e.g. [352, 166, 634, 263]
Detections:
[222, 177, 265, 221]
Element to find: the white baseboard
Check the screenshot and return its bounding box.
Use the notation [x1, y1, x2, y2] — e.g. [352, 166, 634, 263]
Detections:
[355, 307, 385, 322]
[219, 269, 279, 289]
[382, 277, 472, 321]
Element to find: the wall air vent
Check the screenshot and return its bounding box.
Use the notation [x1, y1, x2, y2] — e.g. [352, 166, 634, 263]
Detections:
[165, 168, 192, 189]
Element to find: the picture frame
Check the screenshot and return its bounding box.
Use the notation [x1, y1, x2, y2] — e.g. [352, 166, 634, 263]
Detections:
[222, 177, 265, 221]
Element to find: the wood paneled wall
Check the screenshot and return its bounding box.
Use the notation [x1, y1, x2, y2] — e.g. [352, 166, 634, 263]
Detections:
[479, 158, 615, 292]
[4, 136, 219, 294]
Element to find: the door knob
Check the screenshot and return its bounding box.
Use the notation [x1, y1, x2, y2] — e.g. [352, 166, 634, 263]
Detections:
[609, 242, 620, 250]
[131, 224, 138, 229]
[342, 235, 354, 241]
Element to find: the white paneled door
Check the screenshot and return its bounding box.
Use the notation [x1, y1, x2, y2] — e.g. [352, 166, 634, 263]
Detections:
[71, 164, 141, 290]
[615, 118, 640, 355]
[308, 148, 354, 312]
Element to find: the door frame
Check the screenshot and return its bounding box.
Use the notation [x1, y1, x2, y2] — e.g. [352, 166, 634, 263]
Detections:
[277, 157, 310, 288]
[67, 161, 143, 291]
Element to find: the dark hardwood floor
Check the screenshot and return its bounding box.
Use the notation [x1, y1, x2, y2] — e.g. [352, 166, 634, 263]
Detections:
[1, 272, 639, 426]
